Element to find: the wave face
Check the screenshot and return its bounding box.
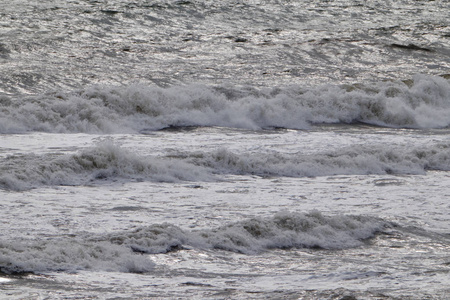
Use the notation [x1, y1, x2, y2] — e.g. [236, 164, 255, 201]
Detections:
[1, 141, 450, 191]
[0, 211, 388, 274]
[1, 75, 449, 133]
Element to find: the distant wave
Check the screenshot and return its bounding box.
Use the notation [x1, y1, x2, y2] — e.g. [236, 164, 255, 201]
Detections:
[1, 74, 449, 133]
[0, 211, 388, 274]
[1, 141, 449, 191]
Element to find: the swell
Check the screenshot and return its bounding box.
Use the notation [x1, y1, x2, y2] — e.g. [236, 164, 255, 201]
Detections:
[1, 74, 449, 133]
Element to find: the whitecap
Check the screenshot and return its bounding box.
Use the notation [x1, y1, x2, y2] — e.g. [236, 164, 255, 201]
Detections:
[1, 75, 449, 134]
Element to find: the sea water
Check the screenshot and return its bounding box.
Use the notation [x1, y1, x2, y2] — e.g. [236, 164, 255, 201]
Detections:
[1, 1, 450, 299]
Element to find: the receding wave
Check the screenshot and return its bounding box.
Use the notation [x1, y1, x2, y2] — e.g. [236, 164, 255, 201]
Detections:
[0, 211, 389, 274]
[1, 141, 450, 191]
[1, 74, 449, 133]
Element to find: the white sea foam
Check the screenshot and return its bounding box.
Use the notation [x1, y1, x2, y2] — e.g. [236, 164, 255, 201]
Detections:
[0, 239, 154, 274]
[106, 211, 389, 254]
[1, 75, 449, 133]
[1, 141, 449, 191]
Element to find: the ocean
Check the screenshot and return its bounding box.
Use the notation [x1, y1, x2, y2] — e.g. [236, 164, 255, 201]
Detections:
[1, 0, 450, 299]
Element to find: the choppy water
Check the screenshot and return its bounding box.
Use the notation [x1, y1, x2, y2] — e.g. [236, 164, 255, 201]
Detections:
[1, 1, 450, 299]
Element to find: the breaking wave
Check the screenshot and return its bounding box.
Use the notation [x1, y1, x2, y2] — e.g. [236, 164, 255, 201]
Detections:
[1, 140, 450, 191]
[0, 140, 212, 191]
[0, 239, 154, 275]
[105, 210, 389, 254]
[0, 211, 389, 274]
[1, 74, 449, 133]
[186, 142, 450, 177]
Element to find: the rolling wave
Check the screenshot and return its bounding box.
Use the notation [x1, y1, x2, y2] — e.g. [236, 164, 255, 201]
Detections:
[186, 143, 450, 177]
[0, 140, 212, 191]
[0, 211, 388, 274]
[0, 239, 154, 275]
[105, 210, 389, 254]
[1, 74, 449, 133]
[1, 140, 449, 191]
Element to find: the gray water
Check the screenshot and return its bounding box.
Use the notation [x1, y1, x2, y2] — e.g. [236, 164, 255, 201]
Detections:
[1, 1, 450, 299]
[1, 0, 449, 94]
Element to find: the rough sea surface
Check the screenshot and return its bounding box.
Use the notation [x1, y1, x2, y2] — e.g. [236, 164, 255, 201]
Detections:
[1, 1, 450, 299]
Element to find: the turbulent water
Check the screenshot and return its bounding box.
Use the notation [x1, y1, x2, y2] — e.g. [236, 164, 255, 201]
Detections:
[1, 1, 450, 299]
